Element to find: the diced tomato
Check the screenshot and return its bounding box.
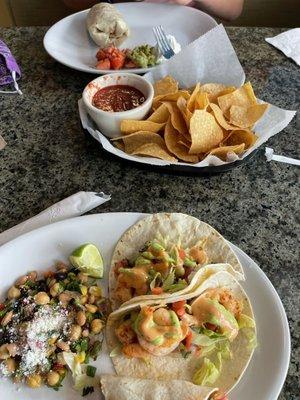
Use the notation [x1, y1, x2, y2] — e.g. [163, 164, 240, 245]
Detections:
[96, 58, 111, 70]
[178, 248, 186, 260]
[110, 54, 126, 70]
[205, 323, 217, 331]
[0, 304, 5, 311]
[151, 287, 164, 295]
[172, 300, 186, 311]
[185, 329, 193, 351]
[175, 307, 185, 317]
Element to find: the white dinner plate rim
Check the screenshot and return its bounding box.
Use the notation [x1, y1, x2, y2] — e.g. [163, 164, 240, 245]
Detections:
[0, 212, 291, 400]
[43, 3, 217, 74]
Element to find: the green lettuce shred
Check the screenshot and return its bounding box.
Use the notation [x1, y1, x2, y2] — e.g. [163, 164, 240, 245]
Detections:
[193, 358, 220, 386]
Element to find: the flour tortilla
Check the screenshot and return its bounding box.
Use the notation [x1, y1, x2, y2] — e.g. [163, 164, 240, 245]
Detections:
[107, 270, 255, 395]
[109, 213, 244, 310]
[86, 3, 130, 48]
[100, 374, 218, 400]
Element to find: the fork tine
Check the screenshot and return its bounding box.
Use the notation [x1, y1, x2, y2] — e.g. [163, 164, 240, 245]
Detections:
[158, 25, 171, 52]
[153, 27, 167, 53]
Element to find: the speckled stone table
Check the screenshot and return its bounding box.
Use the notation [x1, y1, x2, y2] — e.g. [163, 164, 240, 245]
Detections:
[0, 26, 299, 399]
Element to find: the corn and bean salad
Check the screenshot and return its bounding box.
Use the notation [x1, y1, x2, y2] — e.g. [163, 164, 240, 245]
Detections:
[0, 261, 109, 394]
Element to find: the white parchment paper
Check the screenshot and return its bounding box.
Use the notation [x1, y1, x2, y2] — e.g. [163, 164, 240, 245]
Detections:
[79, 24, 296, 168]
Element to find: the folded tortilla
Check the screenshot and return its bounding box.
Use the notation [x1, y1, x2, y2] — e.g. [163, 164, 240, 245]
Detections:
[109, 213, 244, 310]
[100, 374, 218, 400]
[86, 3, 130, 48]
[107, 270, 255, 394]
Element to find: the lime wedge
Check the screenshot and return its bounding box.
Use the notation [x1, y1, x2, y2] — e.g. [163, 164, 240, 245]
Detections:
[70, 244, 103, 278]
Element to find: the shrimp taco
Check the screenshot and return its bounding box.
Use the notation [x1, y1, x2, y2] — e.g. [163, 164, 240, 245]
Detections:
[100, 375, 220, 400]
[107, 270, 256, 395]
[109, 213, 244, 310]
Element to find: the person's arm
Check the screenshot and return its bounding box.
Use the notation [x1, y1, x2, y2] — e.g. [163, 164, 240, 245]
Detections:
[193, 0, 244, 21]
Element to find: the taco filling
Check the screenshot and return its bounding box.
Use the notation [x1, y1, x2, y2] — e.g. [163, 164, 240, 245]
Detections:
[113, 287, 252, 368]
[113, 239, 208, 303]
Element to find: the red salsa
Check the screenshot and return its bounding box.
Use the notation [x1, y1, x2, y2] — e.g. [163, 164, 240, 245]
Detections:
[92, 84, 145, 112]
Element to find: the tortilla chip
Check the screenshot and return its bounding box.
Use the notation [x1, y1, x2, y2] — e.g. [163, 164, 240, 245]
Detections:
[208, 143, 245, 160]
[120, 120, 165, 134]
[187, 83, 201, 112]
[189, 110, 223, 154]
[164, 119, 198, 163]
[177, 97, 193, 126]
[113, 140, 125, 151]
[152, 91, 190, 110]
[153, 75, 178, 96]
[218, 82, 257, 116]
[116, 131, 165, 154]
[229, 103, 268, 128]
[163, 101, 189, 138]
[200, 83, 227, 102]
[132, 142, 177, 162]
[225, 130, 258, 149]
[147, 104, 170, 123]
[209, 103, 240, 131]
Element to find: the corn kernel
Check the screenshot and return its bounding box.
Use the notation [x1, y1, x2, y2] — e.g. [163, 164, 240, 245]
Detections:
[75, 351, 86, 364]
[80, 285, 88, 295]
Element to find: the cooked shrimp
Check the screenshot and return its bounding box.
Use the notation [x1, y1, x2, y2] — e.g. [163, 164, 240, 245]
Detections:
[114, 283, 132, 303]
[189, 247, 208, 264]
[204, 288, 243, 319]
[122, 343, 149, 359]
[115, 320, 136, 345]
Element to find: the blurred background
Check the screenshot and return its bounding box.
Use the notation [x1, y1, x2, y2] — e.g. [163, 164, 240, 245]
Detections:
[0, 0, 299, 27]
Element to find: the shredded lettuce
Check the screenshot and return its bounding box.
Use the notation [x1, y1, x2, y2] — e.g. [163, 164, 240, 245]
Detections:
[74, 374, 97, 391]
[238, 314, 256, 329]
[243, 328, 258, 350]
[191, 331, 226, 347]
[162, 269, 175, 290]
[216, 341, 232, 360]
[149, 272, 162, 291]
[193, 358, 220, 386]
[165, 279, 188, 293]
[62, 352, 82, 378]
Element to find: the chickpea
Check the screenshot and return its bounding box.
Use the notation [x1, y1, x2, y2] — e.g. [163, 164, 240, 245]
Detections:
[0, 344, 10, 360]
[6, 343, 17, 357]
[49, 278, 57, 288]
[15, 275, 28, 286]
[89, 286, 102, 297]
[47, 370, 60, 387]
[76, 311, 86, 327]
[26, 374, 42, 388]
[34, 292, 50, 305]
[28, 271, 37, 281]
[59, 292, 71, 305]
[78, 273, 88, 283]
[6, 358, 16, 373]
[91, 319, 103, 334]
[56, 341, 70, 351]
[88, 294, 96, 304]
[56, 261, 68, 271]
[50, 283, 62, 297]
[85, 304, 97, 313]
[7, 286, 21, 300]
[1, 311, 13, 326]
[82, 329, 89, 337]
[80, 295, 88, 305]
[69, 325, 82, 341]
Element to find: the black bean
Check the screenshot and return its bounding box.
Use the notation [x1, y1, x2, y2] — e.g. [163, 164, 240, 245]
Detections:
[55, 272, 67, 280]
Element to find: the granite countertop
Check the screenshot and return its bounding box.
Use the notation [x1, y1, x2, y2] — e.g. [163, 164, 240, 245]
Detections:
[0, 26, 299, 398]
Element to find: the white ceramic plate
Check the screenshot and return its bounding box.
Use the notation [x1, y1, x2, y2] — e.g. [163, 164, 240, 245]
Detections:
[43, 3, 217, 74]
[0, 213, 290, 400]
